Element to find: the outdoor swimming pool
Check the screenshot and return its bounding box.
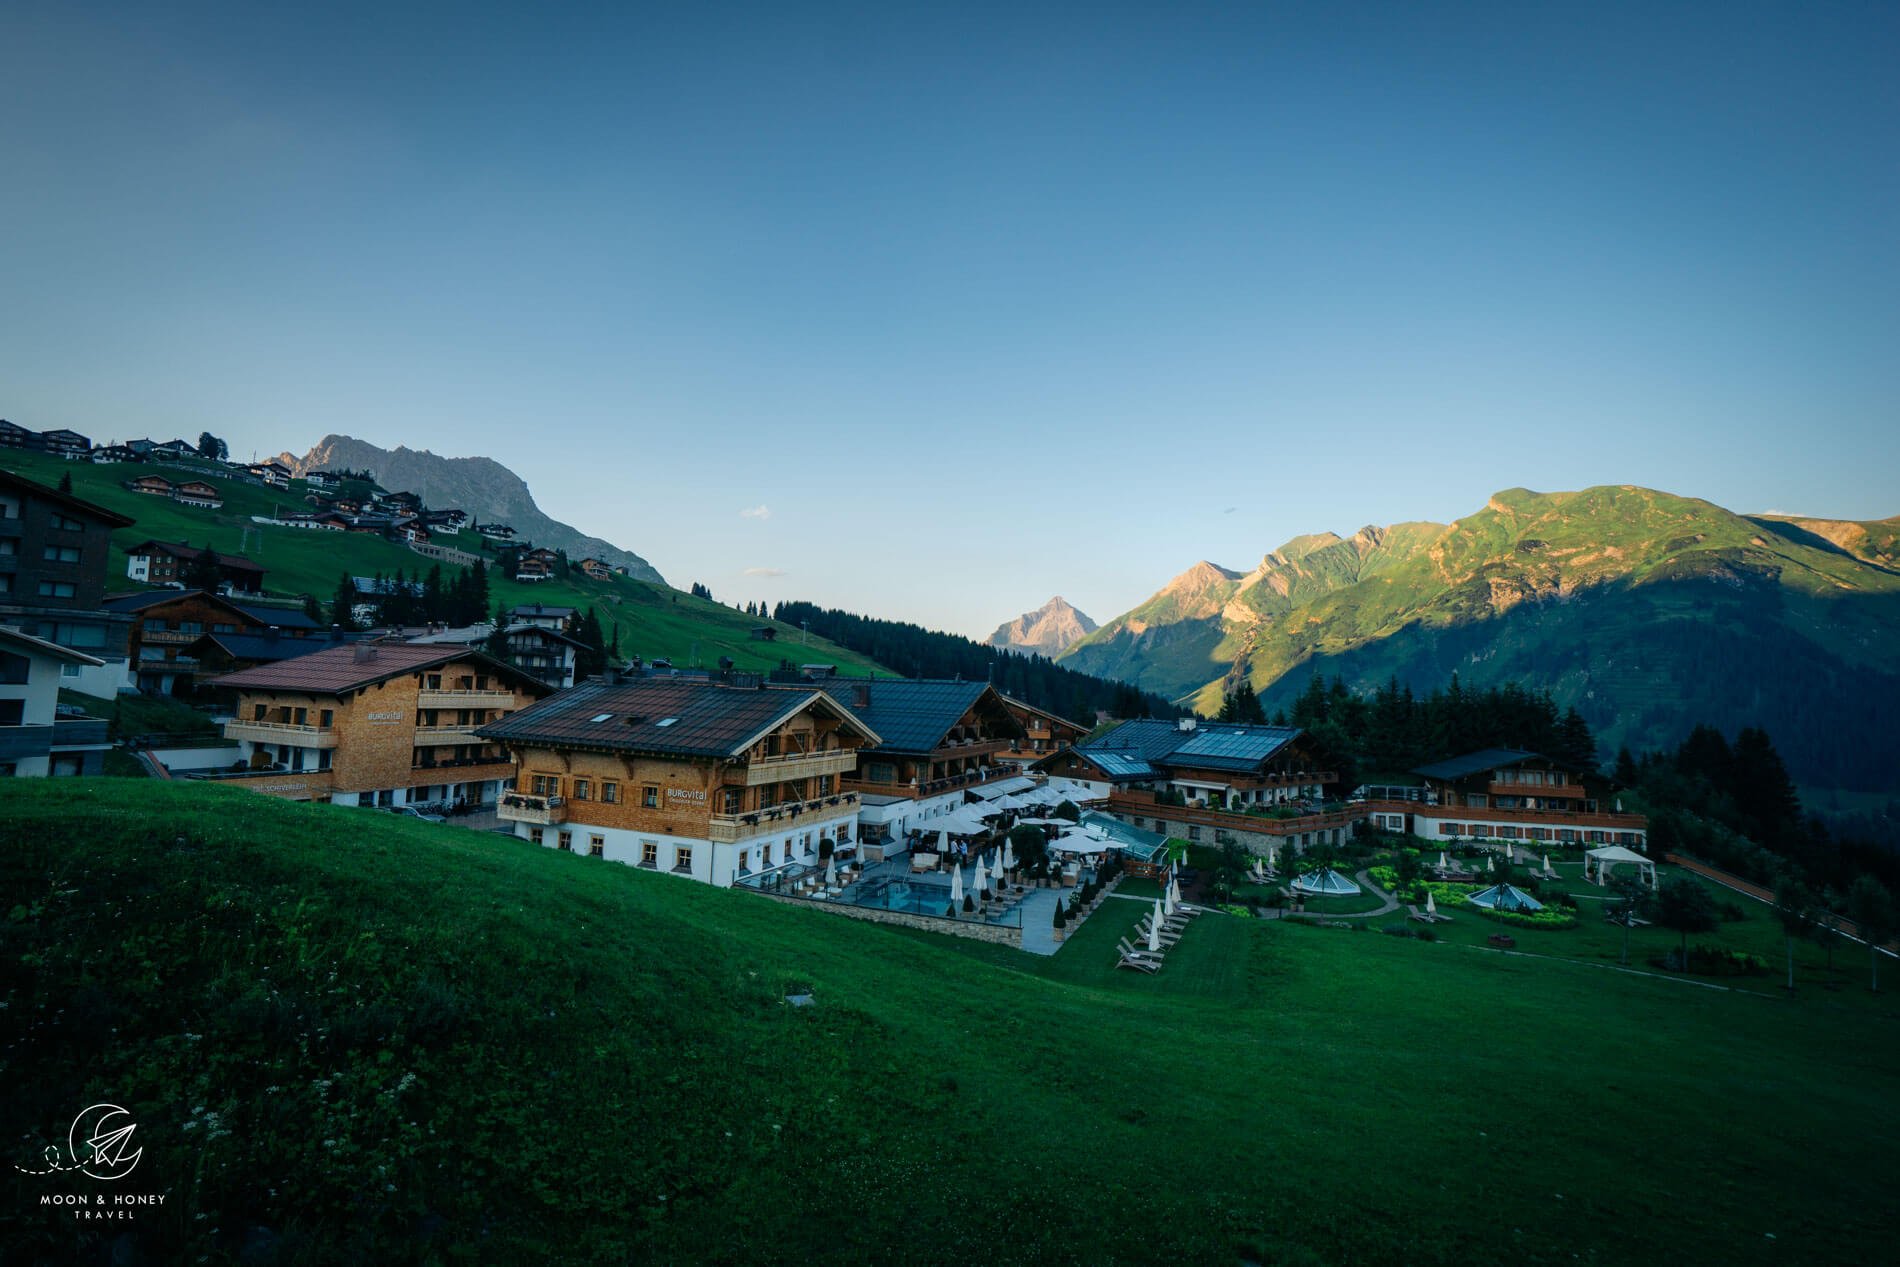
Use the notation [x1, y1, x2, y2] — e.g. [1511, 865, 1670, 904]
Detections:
[846, 877, 1024, 926]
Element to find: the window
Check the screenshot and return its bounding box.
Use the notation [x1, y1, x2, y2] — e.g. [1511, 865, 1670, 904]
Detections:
[317, 750, 333, 771]
[212, 622, 237, 634]
[530, 773, 559, 797]
[426, 674, 442, 690]
[601, 781, 618, 804]
[557, 830, 573, 851]
[320, 709, 333, 728]
[818, 774, 833, 795]
[253, 704, 267, 721]
[573, 778, 591, 801]
[738, 849, 749, 873]
[41, 545, 81, 563]
[642, 785, 659, 808]
[640, 840, 658, 868]
[1187, 826, 1201, 842]
[50, 513, 84, 531]
[589, 835, 605, 858]
[722, 788, 742, 815]
[674, 845, 693, 873]
[37, 582, 77, 599]
[529, 828, 544, 845]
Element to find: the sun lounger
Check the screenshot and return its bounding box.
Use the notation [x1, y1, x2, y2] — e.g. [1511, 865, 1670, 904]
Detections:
[1117, 938, 1166, 962]
[1116, 953, 1161, 973]
[1135, 922, 1183, 946]
[1407, 904, 1432, 923]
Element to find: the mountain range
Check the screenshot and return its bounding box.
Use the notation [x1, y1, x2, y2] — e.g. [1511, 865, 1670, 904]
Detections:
[986, 596, 1096, 655]
[1059, 486, 1900, 798]
[278, 435, 665, 584]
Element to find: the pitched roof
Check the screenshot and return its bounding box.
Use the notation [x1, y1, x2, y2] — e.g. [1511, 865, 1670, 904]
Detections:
[101, 590, 316, 629]
[477, 678, 880, 758]
[1071, 719, 1306, 778]
[798, 678, 1001, 754]
[210, 642, 538, 696]
[1410, 748, 1546, 781]
[0, 468, 136, 528]
[0, 624, 107, 667]
[185, 630, 361, 664]
[121, 542, 265, 572]
[509, 604, 575, 617]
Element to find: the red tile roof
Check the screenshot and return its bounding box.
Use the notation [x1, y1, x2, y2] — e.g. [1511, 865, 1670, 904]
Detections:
[210, 642, 543, 696]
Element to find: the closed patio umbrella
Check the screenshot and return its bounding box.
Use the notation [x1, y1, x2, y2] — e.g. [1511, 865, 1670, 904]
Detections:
[1426, 891, 1439, 916]
[1163, 887, 1176, 917]
[1487, 855, 1495, 873]
[936, 829, 950, 855]
[949, 864, 964, 908]
[825, 853, 838, 888]
[1147, 916, 1161, 954]
[1152, 897, 1165, 930]
[1541, 854, 1554, 875]
[1437, 851, 1449, 870]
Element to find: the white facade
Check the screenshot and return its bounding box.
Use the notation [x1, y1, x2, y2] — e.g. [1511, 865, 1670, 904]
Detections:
[1407, 806, 1647, 851]
[511, 809, 858, 888]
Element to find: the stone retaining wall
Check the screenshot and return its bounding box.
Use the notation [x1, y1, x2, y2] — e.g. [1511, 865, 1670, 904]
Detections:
[753, 891, 1023, 948]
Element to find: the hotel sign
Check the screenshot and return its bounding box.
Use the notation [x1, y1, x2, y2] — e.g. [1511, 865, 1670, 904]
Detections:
[666, 788, 707, 803]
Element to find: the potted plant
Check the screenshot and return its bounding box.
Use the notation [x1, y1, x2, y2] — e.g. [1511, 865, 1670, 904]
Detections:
[963, 894, 975, 915]
[945, 904, 956, 920]
[1052, 904, 1067, 942]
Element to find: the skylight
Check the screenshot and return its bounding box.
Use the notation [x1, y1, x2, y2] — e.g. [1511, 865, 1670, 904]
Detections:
[655, 717, 680, 727]
[590, 713, 613, 723]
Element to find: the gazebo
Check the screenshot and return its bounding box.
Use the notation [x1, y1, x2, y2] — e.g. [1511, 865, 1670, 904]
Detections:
[1291, 868, 1362, 896]
[1585, 845, 1657, 890]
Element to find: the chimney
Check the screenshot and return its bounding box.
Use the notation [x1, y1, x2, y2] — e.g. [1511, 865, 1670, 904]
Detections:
[353, 645, 378, 663]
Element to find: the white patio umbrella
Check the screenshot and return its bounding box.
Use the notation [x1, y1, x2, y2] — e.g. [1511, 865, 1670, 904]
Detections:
[1487, 855, 1495, 873]
[1146, 917, 1161, 954]
[1541, 854, 1554, 875]
[1169, 876, 1182, 905]
[1437, 851, 1449, 870]
[1152, 897, 1166, 930]
[975, 855, 991, 894]
[1163, 887, 1176, 917]
[1003, 839, 1016, 870]
[824, 853, 838, 888]
[936, 829, 950, 855]
[948, 864, 964, 908]
[1426, 891, 1439, 916]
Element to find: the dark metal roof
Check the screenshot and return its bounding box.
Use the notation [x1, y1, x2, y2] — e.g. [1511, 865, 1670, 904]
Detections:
[798, 679, 1004, 755]
[0, 467, 136, 528]
[230, 603, 322, 630]
[1073, 719, 1307, 778]
[478, 678, 880, 758]
[1410, 748, 1545, 781]
[211, 643, 539, 696]
[122, 541, 266, 571]
[186, 630, 361, 664]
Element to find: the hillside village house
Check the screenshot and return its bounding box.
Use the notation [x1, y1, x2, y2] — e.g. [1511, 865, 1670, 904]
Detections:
[103, 589, 325, 695]
[498, 623, 583, 689]
[305, 470, 341, 492]
[171, 480, 223, 509]
[579, 557, 612, 581]
[0, 625, 111, 777]
[206, 642, 548, 808]
[0, 422, 91, 457]
[183, 628, 360, 697]
[247, 461, 292, 489]
[0, 468, 137, 697]
[1396, 748, 1649, 850]
[0, 420, 38, 449]
[998, 695, 1090, 763]
[124, 540, 266, 592]
[127, 474, 175, 497]
[481, 676, 880, 883]
[509, 604, 573, 631]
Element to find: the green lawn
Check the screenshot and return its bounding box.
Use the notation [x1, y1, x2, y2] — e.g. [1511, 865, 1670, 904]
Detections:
[3, 450, 893, 676]
[3, 781, 1895, 1264]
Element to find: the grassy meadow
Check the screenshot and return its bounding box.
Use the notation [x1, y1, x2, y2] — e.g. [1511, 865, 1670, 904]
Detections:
[4, 781, 1895, 1265]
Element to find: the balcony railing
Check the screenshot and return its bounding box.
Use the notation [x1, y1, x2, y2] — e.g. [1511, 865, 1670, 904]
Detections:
[743, 748, 857, 785]
[498, 792, 566, 825]
[224, 719, 340, 748]
[50, 718, 110, 748]
[412, 727, 483, 747]
[418, 688, 517, 708]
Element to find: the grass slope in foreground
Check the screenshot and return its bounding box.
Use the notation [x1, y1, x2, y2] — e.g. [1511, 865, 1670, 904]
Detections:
[4, 783, 1896, 1265]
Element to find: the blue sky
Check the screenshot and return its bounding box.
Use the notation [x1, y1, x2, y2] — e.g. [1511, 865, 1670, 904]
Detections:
[3, 1, 1896, 636]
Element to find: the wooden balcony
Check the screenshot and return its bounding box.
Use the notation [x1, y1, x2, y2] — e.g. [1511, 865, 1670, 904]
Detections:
[224, 719, 339, 748]
[418, 688, 517, 708]
[710, 795, 856, 843]
[742, 748, 858, 786]
[412, 727, 484, 747]
[1110, 789, 1364, 836]
[498, 792, 566, 825]
[1485, 780, 1585, 801]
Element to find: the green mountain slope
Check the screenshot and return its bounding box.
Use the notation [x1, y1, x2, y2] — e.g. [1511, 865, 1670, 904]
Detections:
[1061, 487, 1900, 793]
[4, 781, 1896, 1263]
[0, 451, 890, 676]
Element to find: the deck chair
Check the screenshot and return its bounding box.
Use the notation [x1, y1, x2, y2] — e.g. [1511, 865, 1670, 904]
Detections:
[1135, 922, 1183, 947]
[1406, 904, 1432, 923]
[1117, 953, 1161, 973]
[1117, 937, 1165, 962]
